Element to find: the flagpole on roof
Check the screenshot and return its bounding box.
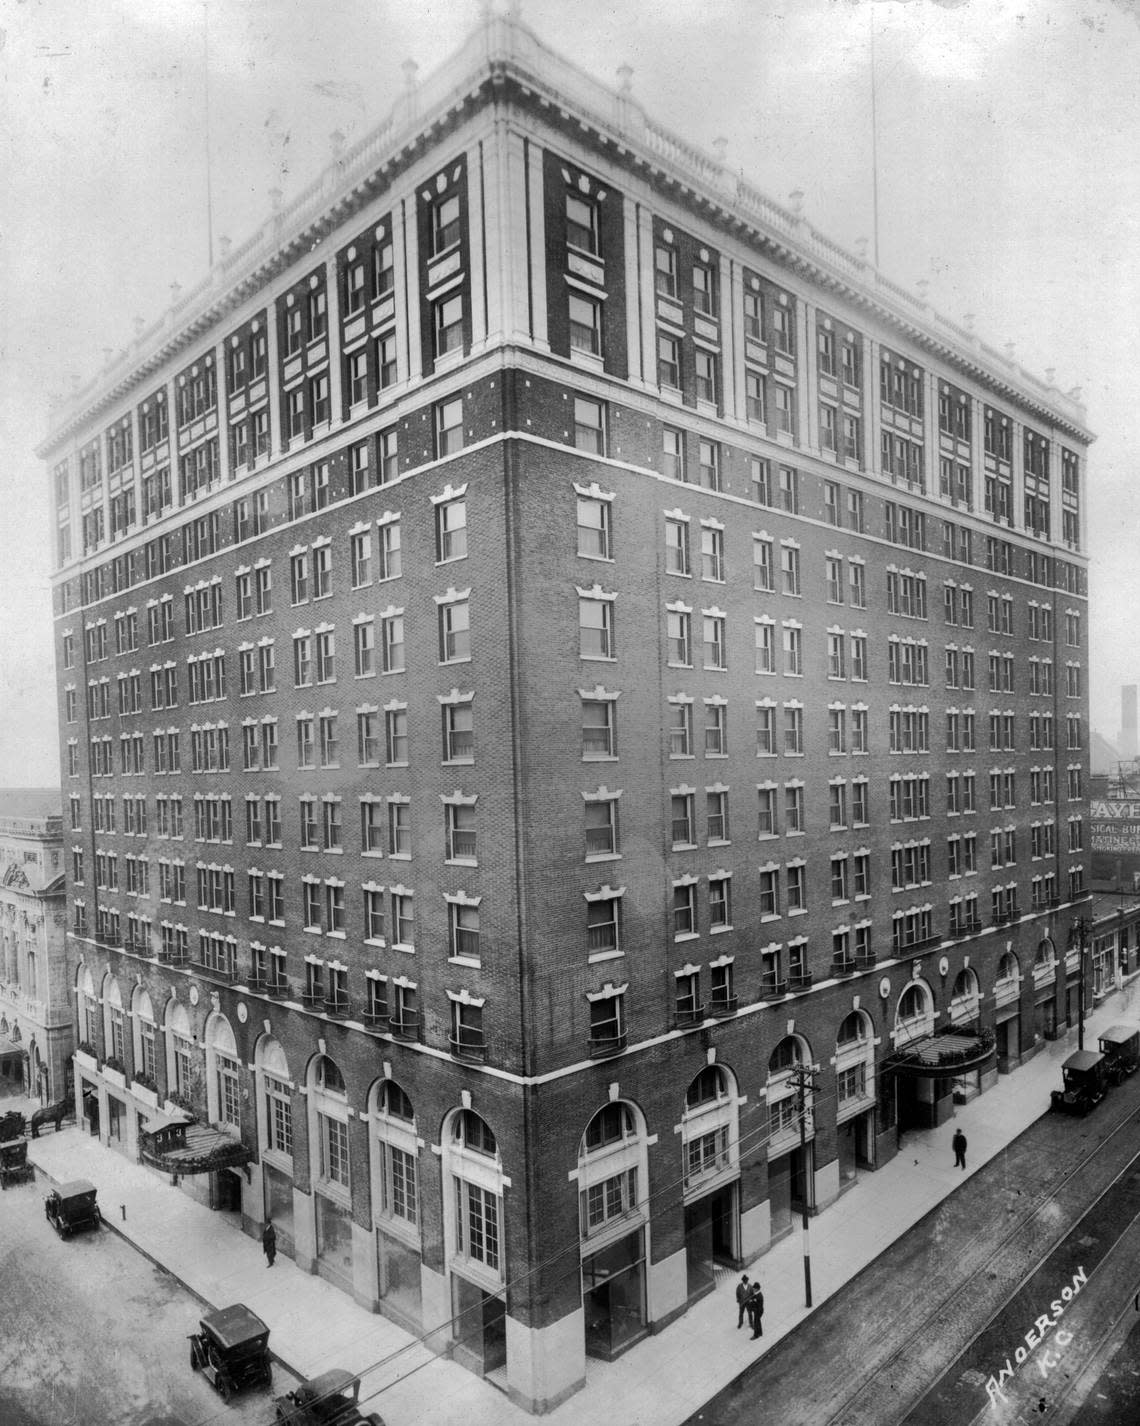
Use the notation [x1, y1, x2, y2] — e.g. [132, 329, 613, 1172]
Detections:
[203, 2, 215, 268]
[870, 5, 880, 270]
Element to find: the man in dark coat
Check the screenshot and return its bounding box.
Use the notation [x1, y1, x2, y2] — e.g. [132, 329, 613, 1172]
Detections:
[735, 1273, 751, 1329]
[748, 1282, 765, 1339]
[952, 1127, 967, 1169]
[262, 1220, 277, 1266]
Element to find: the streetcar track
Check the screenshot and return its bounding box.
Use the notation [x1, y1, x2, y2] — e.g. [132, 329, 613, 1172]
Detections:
[818, 1098, 1140, 1426]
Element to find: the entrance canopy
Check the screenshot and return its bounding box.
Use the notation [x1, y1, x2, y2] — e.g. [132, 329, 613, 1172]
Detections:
[885, 1025, 996, 1079]
[139, 1119, 251, 1175]
[0, 1037, 25, 1066]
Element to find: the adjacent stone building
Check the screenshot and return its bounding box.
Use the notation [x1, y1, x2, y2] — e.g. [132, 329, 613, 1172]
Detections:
[0, 789, 70, 1103]
[37, 10, 1093, 1412]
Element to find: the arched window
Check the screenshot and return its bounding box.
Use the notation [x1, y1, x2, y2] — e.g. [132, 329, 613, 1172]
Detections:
[837, 1011, 868, 1046]
[577, 1101, 647, 1240]
[998, 951, 1019, 982]
[893, 979, 935, 1048]
[767, 1035, 812, 1150]
[686, 1064, 729, 1109]
[379, 1080, 414, 1121]
[444, 1108, 505, 1283]
[308, 1053, 353, 1286]
[369, 1077, 422, 1322]
[681, 1065, 737, 1191]
[315, 1054, 346, 1096]
[204, 1014, 240, 1130]
[166, 1000, 197, 1101]
[584, 1101, 634, 1152]
[835, 1009, 875, 1118]
[255, 1036, 294, 1250]
[950, 968, 981, 1024]
[453, 1108, 496, 1156]
[102, 975, 125, 1065]
[77, 965, 98, 1046]
[768, 1035, 802, 1074]
[132, 987, 157, 1083]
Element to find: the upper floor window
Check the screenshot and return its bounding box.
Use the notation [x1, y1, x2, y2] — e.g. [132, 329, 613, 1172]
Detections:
[432, 193, 461, 255]
[566, 193, 599, 255]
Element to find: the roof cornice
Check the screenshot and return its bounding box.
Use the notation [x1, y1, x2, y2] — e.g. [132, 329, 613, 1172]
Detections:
[38, 8, 1092, 457]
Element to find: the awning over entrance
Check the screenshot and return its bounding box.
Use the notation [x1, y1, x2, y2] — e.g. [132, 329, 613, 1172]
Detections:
[0, 1037, 25, 1065]
[886, 1025, 996, 1079]
[139, 1119, 251, 1175]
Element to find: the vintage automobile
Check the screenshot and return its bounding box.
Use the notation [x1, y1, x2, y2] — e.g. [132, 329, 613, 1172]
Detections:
[274, 1368, 384, 1425]
[0, 1136, 34, 1190]
[44, 1179, 102, 1235]
[0, 1109, 27, 1142]
[1098, 1024, 1140, 1085]
[1050, 1048, 1109, 1115]
[189, 1303, 272, 1401]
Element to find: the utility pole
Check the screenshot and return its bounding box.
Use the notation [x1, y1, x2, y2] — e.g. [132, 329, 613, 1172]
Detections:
[789, 1064, 818, 1308]
[1070, 917, 1089, 1050]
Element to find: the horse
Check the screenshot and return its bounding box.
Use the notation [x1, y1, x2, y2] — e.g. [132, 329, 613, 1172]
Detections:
[29, 1099, 71, 1138]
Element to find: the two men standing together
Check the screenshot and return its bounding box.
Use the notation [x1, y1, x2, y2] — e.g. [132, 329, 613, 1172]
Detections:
[735, 1274, 765, 1339]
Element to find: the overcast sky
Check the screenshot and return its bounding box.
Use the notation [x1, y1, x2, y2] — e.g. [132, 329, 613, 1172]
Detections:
[1, 0, 1138, 787]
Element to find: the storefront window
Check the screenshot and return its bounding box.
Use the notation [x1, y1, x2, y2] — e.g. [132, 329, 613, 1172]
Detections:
[582, 1230, 646, 1358]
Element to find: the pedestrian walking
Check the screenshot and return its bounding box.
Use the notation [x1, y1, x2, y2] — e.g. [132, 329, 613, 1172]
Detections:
[262, 1220, 277, 1266]
[735, 1273, 751, 1329]
[952, 1127, 967, 1169]
[748, 1282, 765, 1339]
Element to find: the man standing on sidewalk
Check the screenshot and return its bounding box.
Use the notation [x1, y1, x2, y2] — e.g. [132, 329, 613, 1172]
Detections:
[262, 1220, 277, 1266]
[952, 1127, 967, 1169]
[747, 1282, 765, 1339]
[735, 1274, 751, 1329]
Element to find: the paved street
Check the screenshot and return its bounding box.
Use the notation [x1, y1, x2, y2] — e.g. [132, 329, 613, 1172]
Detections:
[0, 1173, 296, 1426]
[684, 1064, 1140, 1426]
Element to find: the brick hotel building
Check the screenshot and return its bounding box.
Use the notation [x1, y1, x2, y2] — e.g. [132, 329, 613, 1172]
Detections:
[38, 10, 1093, 1412]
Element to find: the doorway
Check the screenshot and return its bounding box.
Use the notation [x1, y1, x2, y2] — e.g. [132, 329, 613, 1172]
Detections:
[684, 1182, 737, 1297]
[452, 1274, 507, 1374]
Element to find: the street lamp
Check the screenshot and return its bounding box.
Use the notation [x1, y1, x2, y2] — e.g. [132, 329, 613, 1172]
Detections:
[1068, 917, 1090, 1051]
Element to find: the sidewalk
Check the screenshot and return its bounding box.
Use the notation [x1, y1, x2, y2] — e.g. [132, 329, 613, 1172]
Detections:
[13, 981, 1139, 1426]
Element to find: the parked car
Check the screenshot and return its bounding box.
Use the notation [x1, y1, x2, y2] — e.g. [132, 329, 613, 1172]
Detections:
[0, 1136, 33, 1190]
[0, 1109, 26, 1143]
[1098, 1024, 1140, 1085]
[189, 1303, 272, 1401]
[274, 1368, 385, 1425]
[44, 1179, 102, 1236]
[1050, 1048, 1109, 1115]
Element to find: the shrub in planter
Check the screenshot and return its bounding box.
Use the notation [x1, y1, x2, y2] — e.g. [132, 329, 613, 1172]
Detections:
[132, 1071, 159, 1094]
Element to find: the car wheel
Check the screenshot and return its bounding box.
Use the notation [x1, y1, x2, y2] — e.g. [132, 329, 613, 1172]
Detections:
[218, 1376, 232, 1402]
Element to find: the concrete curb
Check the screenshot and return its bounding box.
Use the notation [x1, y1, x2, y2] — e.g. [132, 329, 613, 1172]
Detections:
[25, 1156, 302, 1386]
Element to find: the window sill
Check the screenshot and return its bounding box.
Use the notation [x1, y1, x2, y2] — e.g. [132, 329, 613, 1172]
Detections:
[445, 857, 478, 868]
[588, 948, 624, 964]
[788, 907, 809, 917]
[709, 923, 732, 935]
[448, 955, 481, 969]
[585, 852, 622, 864]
